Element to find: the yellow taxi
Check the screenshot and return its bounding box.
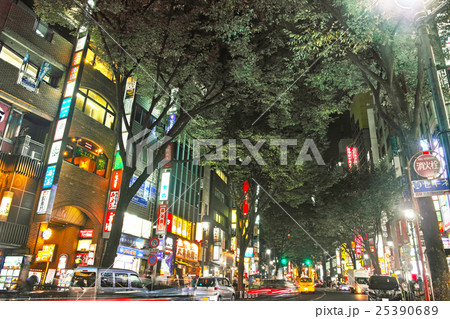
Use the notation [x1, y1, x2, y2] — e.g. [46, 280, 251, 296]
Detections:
[298, 277, 315, 293]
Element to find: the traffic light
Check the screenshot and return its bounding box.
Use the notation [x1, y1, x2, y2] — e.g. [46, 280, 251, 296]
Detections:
[281, 257, 288, 266]
[305, 259, 311, 266]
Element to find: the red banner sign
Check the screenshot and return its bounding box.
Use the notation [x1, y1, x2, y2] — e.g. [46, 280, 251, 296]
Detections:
[156, 204, 167, 233]
[167, 213, 173, 233]
[108, 191, 119, 210]
[110, 170, 123, 190]
[104, 211, 115, 232]
[79, 229, 94, 238]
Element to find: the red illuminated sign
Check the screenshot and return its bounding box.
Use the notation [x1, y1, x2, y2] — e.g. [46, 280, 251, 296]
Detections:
[110, 170, 123, 190]
[156, 204, 167, 233]
[79, 229, 94, 238]
[167, 213, 173, 233]
[68, 66, 79, 82]
[108, 191, 119, 210]
[72, 51, 83, 66]
[104, 211, 115, 232]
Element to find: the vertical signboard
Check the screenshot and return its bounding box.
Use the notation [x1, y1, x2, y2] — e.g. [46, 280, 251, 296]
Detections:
[103, 152, 123, 238]
[35, 35, 89, 221]
[156, 204, 167, 235]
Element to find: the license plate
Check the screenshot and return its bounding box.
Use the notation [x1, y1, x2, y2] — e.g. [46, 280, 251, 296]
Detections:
[202, 297, 209, 301]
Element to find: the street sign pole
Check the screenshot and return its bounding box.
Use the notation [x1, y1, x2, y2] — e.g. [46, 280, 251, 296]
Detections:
[408, 151, 432, 301]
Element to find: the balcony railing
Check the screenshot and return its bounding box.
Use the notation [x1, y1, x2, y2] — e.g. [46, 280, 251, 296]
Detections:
[0, 221, 29, 247]
[0, 152, 45, 179]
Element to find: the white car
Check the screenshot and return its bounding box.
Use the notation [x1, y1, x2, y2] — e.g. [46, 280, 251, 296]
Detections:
[194, 277, 235, 301]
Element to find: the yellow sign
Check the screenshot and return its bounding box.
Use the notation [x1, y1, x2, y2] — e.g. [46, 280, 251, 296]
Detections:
[36, 244, 55, 262]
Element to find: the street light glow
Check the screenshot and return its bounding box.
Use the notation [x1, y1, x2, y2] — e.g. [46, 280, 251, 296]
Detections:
[266, 249, 271, 255]
[404, 209, 416, 221]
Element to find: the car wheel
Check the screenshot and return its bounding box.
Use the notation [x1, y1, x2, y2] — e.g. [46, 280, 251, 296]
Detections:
[231, 294, 235, 301]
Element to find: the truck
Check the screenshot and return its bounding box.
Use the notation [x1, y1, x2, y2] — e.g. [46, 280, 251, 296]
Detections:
[347, 269, 370, 294]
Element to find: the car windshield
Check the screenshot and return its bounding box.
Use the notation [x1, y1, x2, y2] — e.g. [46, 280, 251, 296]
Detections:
[197, 278, 216, 287]
[300, 278, 312, 283]
[369, 276, 398, 290]
[356, 278, 369, 285]
[71, 271, 96, 288]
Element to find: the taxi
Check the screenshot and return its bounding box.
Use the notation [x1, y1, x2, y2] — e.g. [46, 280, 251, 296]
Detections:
[298, 277, 315, 293]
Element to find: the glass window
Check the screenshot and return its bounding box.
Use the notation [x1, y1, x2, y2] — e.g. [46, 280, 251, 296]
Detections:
[101, 272, 114, 287]
[88, 90, 107, 107]
[3, 110, 23, 140]
[130, 274, 144, 288]
[34, 20, 53, 41]
[85, 99, 106, 124]
[71, 271, 96, 288]
[114, 273, 128, 288]
[0, 46, 22, 69]
[105, 112, 115, 129]
[75, 89, 115, 129]
[75, 93, 85, 111]
[197, 278, 216, 287]
[85, 49, 95, 65]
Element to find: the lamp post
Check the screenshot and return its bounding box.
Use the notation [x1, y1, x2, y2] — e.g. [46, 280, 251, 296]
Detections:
[407, 151, 432, 300]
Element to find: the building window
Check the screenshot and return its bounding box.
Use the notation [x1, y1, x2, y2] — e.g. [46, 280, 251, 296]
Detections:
[215, 170, 227, 184]
[85, 47, 115, 81]
[34, 19, 53, 42]
[75, 88, 116, 129]
[63, 137, 108, 177]
[214, 188, 225, 203]
[0, 43, 51, 83]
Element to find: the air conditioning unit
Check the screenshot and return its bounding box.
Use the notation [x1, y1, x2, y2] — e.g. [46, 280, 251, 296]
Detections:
[30, 151, 42, 160]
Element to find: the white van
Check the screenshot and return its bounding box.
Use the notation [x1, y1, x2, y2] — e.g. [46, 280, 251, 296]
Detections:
[68, 267, 148, 300]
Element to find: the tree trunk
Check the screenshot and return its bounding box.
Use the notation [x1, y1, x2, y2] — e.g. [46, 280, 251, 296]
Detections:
[417, 197, 450, 301]
[322, 253, 328, 282]
[237, 242, 246, 294]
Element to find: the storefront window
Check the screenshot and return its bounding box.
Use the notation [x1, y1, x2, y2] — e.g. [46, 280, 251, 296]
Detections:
[63, 137, 108, 177]
[75, 88, 115, 129]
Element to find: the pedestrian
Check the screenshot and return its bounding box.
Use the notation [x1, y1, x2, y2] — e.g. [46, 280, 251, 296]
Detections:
[21, 275, 38, 292]
[232, 277, 238, 291]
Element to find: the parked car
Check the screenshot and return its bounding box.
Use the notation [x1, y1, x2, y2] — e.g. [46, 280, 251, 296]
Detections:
[298, 277, 315, 293]
[247, 279, 297, 296]
[68, 267, 149, 300]
[368, 275, 403, 301]
[193, 277, 235, 301]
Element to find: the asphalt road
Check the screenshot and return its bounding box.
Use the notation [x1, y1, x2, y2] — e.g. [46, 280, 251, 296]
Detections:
[250, 288, 369, 301]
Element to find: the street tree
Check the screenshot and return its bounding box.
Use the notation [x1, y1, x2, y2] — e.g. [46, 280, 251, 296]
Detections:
[34, 0, 296, 267]
[284, 0, 449, 299]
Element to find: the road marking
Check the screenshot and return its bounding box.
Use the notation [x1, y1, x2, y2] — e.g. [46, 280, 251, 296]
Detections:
[313, 291, 326, 301]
